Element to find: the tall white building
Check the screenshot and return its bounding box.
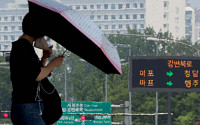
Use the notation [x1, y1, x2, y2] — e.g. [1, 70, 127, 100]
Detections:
[185, 6, 195, 43]
[146, 0, 185, 39]
[61, 0, 186, 39]
[194, 10, 200, 43]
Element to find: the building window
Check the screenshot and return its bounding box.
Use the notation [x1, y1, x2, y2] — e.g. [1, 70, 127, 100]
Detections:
[97, 4, 101, 9]
[18, 26, 22, 31]
[119, 15, 123, 19]
[140, 14, 145, 19]
[90, 15, 94, 20]
[4, 17, 8, 21]
[133, 24, 137, 29]
[126, 24, 130, 28]
[104, 4, 108, 9]
[163, 24, 169, 29]
[176, 26, 180, 32]
[133, 3, 138, 8]
[119, 24, 123, 29]
[11, 26, 15, 31]
[126, 3, 130, 8]
[98, 25, 101, 29]
[11, 16, 15, 21]
[4, 36, 8, 41]
[133, 14, 137, 19]
[126, 14, 130, 19]
[18, 16, 23, 21]
[0, 45, 1, 50]
[163, 12, 168, 19]
[186, 11, 192, 15]
[140, 24, 144, 29]
[104, 25, 109, 29]
[104, 15, 108, 20]
[112, 25, 116, 29]
[97, 15, 101, 20]
[176, 7, 179, 14]
[140, 3, 144, 8]
[4, 26, 8, 31]
[186, 35, 191, 40]
[198, 32, 200, 38]
[83, 5, 87, 9]
[76, 5, 80, 10]
[90, 5, 94, 9]
[4, 45, 8, 50]
[118, 4, 123, 9]
[175, 17, 179, 23]
[111, 15, 116, 20]
[186, 19, 191, 24]
[11, 35, 15, 41]
[111, 4, 115, 9]
[164, 1, 169, 8]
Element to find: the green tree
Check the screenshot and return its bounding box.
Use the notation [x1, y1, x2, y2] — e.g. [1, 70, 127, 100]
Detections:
[50, 26, 200, 124]
[0, 56, 12, 123]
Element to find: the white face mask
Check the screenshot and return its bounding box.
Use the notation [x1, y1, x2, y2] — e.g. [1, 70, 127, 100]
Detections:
[34, 37, 49, 50]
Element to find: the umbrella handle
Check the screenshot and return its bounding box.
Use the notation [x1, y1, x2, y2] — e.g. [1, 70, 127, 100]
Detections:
[62, 50, 67, 56]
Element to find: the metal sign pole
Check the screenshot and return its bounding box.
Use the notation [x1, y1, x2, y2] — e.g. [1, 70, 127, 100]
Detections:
[168, 92, 172, 125]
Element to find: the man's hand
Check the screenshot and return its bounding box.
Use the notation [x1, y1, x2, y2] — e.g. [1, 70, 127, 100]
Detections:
[51, 56, 64, 67]
[42, 45, 53, 59]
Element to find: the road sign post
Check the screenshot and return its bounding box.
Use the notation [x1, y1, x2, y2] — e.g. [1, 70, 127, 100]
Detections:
[57, 102, 111, 125]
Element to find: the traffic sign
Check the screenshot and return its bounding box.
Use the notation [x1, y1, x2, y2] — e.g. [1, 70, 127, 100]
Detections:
[129, 56, 200, 92]
[57, 102, 111, 125]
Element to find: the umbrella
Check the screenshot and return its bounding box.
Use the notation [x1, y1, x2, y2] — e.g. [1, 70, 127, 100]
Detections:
[28, 0, 122, 74]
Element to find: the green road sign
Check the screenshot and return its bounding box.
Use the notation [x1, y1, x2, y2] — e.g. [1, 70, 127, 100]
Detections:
[57, 102, 111, 125]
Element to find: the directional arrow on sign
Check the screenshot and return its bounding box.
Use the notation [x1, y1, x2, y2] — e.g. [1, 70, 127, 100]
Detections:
[166, 81, 173, 87]
[166, 71, 173, 77]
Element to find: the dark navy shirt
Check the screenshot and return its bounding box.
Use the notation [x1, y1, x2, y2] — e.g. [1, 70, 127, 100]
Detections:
[10, 38, 41, 104]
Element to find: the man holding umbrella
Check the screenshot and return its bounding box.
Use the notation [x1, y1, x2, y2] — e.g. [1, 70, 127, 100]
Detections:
[10, 13, 64, 125]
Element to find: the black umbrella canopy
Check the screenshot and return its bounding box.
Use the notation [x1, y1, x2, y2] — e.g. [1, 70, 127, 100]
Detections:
[28, 0, 122, 74]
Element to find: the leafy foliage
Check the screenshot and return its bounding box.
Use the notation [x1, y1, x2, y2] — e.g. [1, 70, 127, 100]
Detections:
[49, 27, 200, 124]
[1, 27, 200, 124]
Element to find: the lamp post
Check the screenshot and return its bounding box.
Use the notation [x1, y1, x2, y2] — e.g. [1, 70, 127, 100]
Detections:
[115, 44, 132, 125]
[64, 58, 67, 102]
[109, 33, 200, 125]
[146, 37, 159, 125]
[147, 36, 200, 125]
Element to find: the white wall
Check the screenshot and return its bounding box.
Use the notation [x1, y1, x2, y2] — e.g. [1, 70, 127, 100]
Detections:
[146, 0, 185, 39]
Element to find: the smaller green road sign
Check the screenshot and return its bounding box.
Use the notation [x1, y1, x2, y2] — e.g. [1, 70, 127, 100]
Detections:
[57, 102, 111, 125]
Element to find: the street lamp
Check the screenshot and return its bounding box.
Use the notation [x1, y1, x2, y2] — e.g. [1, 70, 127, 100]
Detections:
[114, 43, 132, 125]
[64, 58, 67, 102]
[108, 33, 200, 125]
[147, 36, 200, 125]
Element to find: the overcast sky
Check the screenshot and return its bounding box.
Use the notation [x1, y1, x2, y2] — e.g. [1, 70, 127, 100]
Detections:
[15, 0, 200, 9]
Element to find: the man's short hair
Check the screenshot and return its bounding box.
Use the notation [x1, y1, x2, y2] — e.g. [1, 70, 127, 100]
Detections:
[22, 13, 45, 38]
